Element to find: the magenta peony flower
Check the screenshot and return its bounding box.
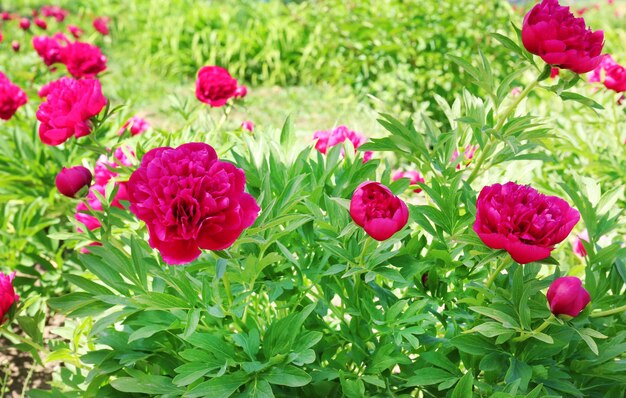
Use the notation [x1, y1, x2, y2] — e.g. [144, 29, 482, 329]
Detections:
[392, 170, 424, 193]
[313, 125, 373, 162]
[522, 0, 604, 74]
[93, 16, 110, 35]
[67, 25, 83, 39]
[0, 72, 28, 121]
[75, 182, 128, 231]
[118, 116, 149, 136]
[241, 120, 254, 132]
[34, 17, 47, 30]
[41, 5, 68, 22]
[587, 54, 616, 83]
[0, 272, 19, 324]
[127, 143, 260, 265]
[604, 64, 626, 93]
[474, 182, 580, 264]
[195, 66, 238, 107]
[350, 181, 409, 241]
[572, 229, 589, 257]
[19, 18, 30, 30]
[32, 33, 69, 67]
[36, 77, 107, 145]
[1, 12, 12, 21]
[451, 144, 477, 170]
[547, 276, 590, 317]
[56, 166, 92, 197]
[61, 41, 107, 79]
[11, 41, 20, 52]
[233, 85, 248, 99]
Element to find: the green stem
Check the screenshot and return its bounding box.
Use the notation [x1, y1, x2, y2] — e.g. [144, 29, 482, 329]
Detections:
[612, 98, 622, 144]
[0, 327, 49, 356]
[512, 314, 555, 342]
[467, 78, 540, 184]
[223, 271, 233, 308]
[590, 303, 626, 318]
[485, 256, 513, 289]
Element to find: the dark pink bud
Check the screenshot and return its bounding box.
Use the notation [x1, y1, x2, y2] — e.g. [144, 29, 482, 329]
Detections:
[0, 272, 19, 324]
[350, 181, 409, 241]
[55, 166, 93, 197]
[234, 85, 248, 99]
[19, 18, 30, 30]
[547, 276, 590, 317]
[11, 41, 20, 52]
[34, 17, 47, 30]
[241, 120, 254, 132]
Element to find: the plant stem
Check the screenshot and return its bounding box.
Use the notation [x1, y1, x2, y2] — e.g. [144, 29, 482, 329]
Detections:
[590, 303, 626, 318]
[467, 78, 539, 184]
[512, 314, 555, 342]
[0, 327, 48, 356]
[485, 256, 513, 289]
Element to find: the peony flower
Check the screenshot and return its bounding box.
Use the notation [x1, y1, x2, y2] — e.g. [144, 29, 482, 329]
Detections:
[41, 5, 68, 22]
[546, 276, 590, 317]
[118, 116, 149, 136]
[11, 41, 20, 52]
[451, 144, 477, 170]
[572, 229, 589, 257]
[61, 41, 107, 78]
[604, 64, 626, 93]
[233, 85, 248, 99]
[195, 66, 238, 107]
[349, 181, 409, 241]
[473, 182, 580, 264]
[128, 143, 260, 265]
[56, 166, 92, 197]
[392, 170, 424, 193]
[34, 17, 47, 30]
[1, 12, 12, 21]
[75, 182, 128, 231]
[0, 272, 19, 324]
[241, 120, 254, 132]
[67, 25, 83, 39]
[36, 77, 107, 145]
[19, 18, 30, 30]
[313, 125, 373, 162]
[588, 54, 617, 83]
[93, 16, 110, 35]
[32, 33, 69, 67]
[522, 0, 604, 74]
[0, 72, 28, 121]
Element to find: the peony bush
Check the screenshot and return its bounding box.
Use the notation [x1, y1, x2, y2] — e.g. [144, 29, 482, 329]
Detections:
[0, 0, 625, 397]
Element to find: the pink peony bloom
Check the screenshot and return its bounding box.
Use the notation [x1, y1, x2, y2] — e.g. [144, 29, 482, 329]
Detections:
[61, 41, 107, 79]
[118, 116, 150, 136]
[128, 143, 260, 265]
[1, 12, 12, 21]
[32, 33, 69, 67]
[19, 18, 30, 30]
[93, 16, 110, 35]
[0, 72, 28, 121]
[522, 0, 604, 74]
[451, 145, 477, 170]
[56, 166, 92, 197]
[195, 66, 238, 107]
[11, 41, 20, 52]
[75, 182, 128, 231]
[392, 170, 424, 193]
[0, 272, 19, 324]
[41, 6, 68, 22]
[604, 64, 626, 93]
[233, 85, 248, 99]
[313, 125, 373, 162]
[67, 25, 83, 39]
[350, 182, 409, 241]
[572, 229, 589, 257]
[547, 276, 590, 317]
[241, 120, 254, 132]
[473, 182, 580, 264]
[36, 77, 107, 145]
[587, 54, 616, 83]
[34, 17, 47, 30]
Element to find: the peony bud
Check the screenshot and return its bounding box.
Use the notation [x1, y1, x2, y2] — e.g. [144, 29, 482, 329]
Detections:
[241, 120, 254, 132]
[19, 18, 30, 30]
[350, 181, 409, 241]
[11, 41, 20, 52]
[234, 85, 248, 99]
[0, 271, 19, 324]
[547, 276, 590, 317]
[34, 17, 47, 30]
[55, 166, 93, 197]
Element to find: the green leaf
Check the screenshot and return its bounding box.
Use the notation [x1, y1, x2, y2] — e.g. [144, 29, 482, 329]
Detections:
[340, 377, 365, 398]
[184, 371, 248, 398]
[451, 334, 496, 355]
[128, 324, 169, 343]
[185, 333, 237, 361]
[504, 358, 532, 391]
[405, 368, 456, 386]
[559, 91, 603, 110]
[111, 375, 183, 395]
[279, 115, 294, 147]
[264, 365, 311, 387]
[469, 306, 520, 328]
[133, 292, 189, 310]
[249, 378, 275, 398]
[451, 371, 473, 398]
